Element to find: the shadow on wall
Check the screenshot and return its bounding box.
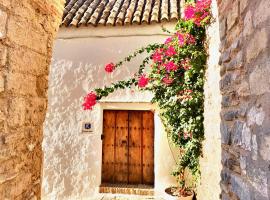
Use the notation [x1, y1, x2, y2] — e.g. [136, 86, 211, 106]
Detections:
[42, 60, 103, 199]
[218, 0, 270, 200]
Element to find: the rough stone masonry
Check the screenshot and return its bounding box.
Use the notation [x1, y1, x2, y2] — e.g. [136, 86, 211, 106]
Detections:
[0, 0, 64, 199]
[217, 0, 270, 199]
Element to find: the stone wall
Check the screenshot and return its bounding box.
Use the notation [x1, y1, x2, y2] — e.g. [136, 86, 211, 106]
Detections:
[217, 0, 270, 199]
[0, 0, 64, 199]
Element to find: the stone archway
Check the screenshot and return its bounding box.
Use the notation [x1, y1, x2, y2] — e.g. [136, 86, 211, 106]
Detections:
[0, 0, 64, 199]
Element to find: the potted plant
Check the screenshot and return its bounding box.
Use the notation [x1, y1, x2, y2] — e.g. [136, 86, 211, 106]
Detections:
[164, 169, 194, 200]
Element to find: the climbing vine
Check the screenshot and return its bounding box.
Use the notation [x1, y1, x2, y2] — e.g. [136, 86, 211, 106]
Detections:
[83, 0, 212, 194]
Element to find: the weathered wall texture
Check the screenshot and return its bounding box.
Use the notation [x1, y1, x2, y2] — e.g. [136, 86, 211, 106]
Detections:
[42, 26, 178, 199]
[0, 0, 64, 199]
[197, 0, 222, 199]
[218, 0, 270, 199]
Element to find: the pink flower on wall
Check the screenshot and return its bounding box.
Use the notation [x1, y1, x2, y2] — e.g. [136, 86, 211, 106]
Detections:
[177, 33, 185, 46]
[164, 37, 173, 44]
[105, 62, 115, 73]
[186, 34, 196, 44]
[162, 76, 174, 85]
[82, 92, 97, 110]
[165, 46, 177, 56]
[138, 74, 149, 88]
[181, 59, 191, 70]
[152, 50, 163, 63]
[184, 5, 195, 20]
[164, 61, 178, 72]
[196, 0, 212, 11]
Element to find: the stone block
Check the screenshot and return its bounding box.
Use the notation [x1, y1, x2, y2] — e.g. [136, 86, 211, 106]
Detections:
[0, 72, 4, 93]
[241, 123, 251, 151]
[239, 155, 246, 175]
[231, 120, 243, 146]
[254, 0, 270, 27]
[7, 97, 27, 128]
[259, 135, 270, 161]
[0, 9, 7, 39]
[251, 135, 258, 160]
[221, 95, 230, 107]
[0, 0, 11, 9]
[36, 75, 48, 97]
[227, 2, 239, 30]
[247, 107, 265, 126]
[25, 97, 47, 126]
[240, 0, 248, 14]
[220, 18, 227, 39]
[0, 43, 7, 66]
[7, 16, 48, 55]
[237, 81, 250, 97]
[246, 29, 268, 63]
[6, 72, 37, 96]
[243, 10, 253, 37]
[247, 167, 268, 198]
[230, 174, 252, 200]
[9, 47, 47, 76]
[249, 62, 270, 96]
[220, 73, 232, 90]
[223, 51, 244, 71]
[221, 122, 231, 144]
[223, 110, 237, 121]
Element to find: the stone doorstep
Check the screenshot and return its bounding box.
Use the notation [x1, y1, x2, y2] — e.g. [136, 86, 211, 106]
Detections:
[99, 183, 154, 196]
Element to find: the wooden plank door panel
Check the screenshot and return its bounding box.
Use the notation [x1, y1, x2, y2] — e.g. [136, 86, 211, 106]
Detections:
[102, 110, 154, 185]
[142, 111, 155, 185]
[128, 111, 142, 184]
[114, 111, 129, 183]
[102, 110, 116, 183]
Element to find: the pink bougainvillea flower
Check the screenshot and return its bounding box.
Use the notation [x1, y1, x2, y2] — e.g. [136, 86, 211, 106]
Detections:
[82, 91, 97, 110]
[164, 37, 173, 44]
[164, 61, 178, 72]
[177, 33, 185, 46]
[152, 50, 163, 63]
[181, 59, 191, 70]
[165, 46, 177, 57]
[105, 62, 115, 73]
[183, 131, 193, 139]
[186, 34, 196, 45]
[196, 0, 212, 11]
[138, 74, 149, 88]
[184, 5, 196, 20]
[162, 76, 174, 85]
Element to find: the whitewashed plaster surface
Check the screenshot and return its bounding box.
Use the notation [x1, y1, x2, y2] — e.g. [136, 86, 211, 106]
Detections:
[197, 1, 222, 199]
[42, 25, 177, 200]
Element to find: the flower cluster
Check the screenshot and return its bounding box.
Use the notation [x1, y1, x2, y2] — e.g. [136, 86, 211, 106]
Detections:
[83, 0, 212, 192]
[105, 62, 115, 73]
[184, 0, 212, 26]
[82, 92, 97, 110]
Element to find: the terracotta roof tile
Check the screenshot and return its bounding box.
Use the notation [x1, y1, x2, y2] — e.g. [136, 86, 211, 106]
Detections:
[62, 0, 181, 27]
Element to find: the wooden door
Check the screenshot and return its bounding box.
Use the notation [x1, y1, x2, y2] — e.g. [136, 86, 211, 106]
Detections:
[102, 110, 154, 185]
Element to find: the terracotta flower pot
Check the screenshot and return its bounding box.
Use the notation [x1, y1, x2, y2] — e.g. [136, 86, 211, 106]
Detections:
[164, 187, 194, 200]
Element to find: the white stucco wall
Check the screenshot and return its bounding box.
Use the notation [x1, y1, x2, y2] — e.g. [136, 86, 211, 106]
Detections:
[197, 1, 222, 199]
[42, 24, 177, 200]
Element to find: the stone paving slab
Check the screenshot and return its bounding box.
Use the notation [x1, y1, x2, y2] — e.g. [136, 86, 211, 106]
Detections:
[89, 194, 165, 200]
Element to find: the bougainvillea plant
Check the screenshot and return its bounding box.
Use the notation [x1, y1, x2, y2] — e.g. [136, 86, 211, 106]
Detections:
[83, 0, 212, 195]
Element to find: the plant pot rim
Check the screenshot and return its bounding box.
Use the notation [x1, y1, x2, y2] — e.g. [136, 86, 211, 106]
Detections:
[164, 187, 194, 198]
